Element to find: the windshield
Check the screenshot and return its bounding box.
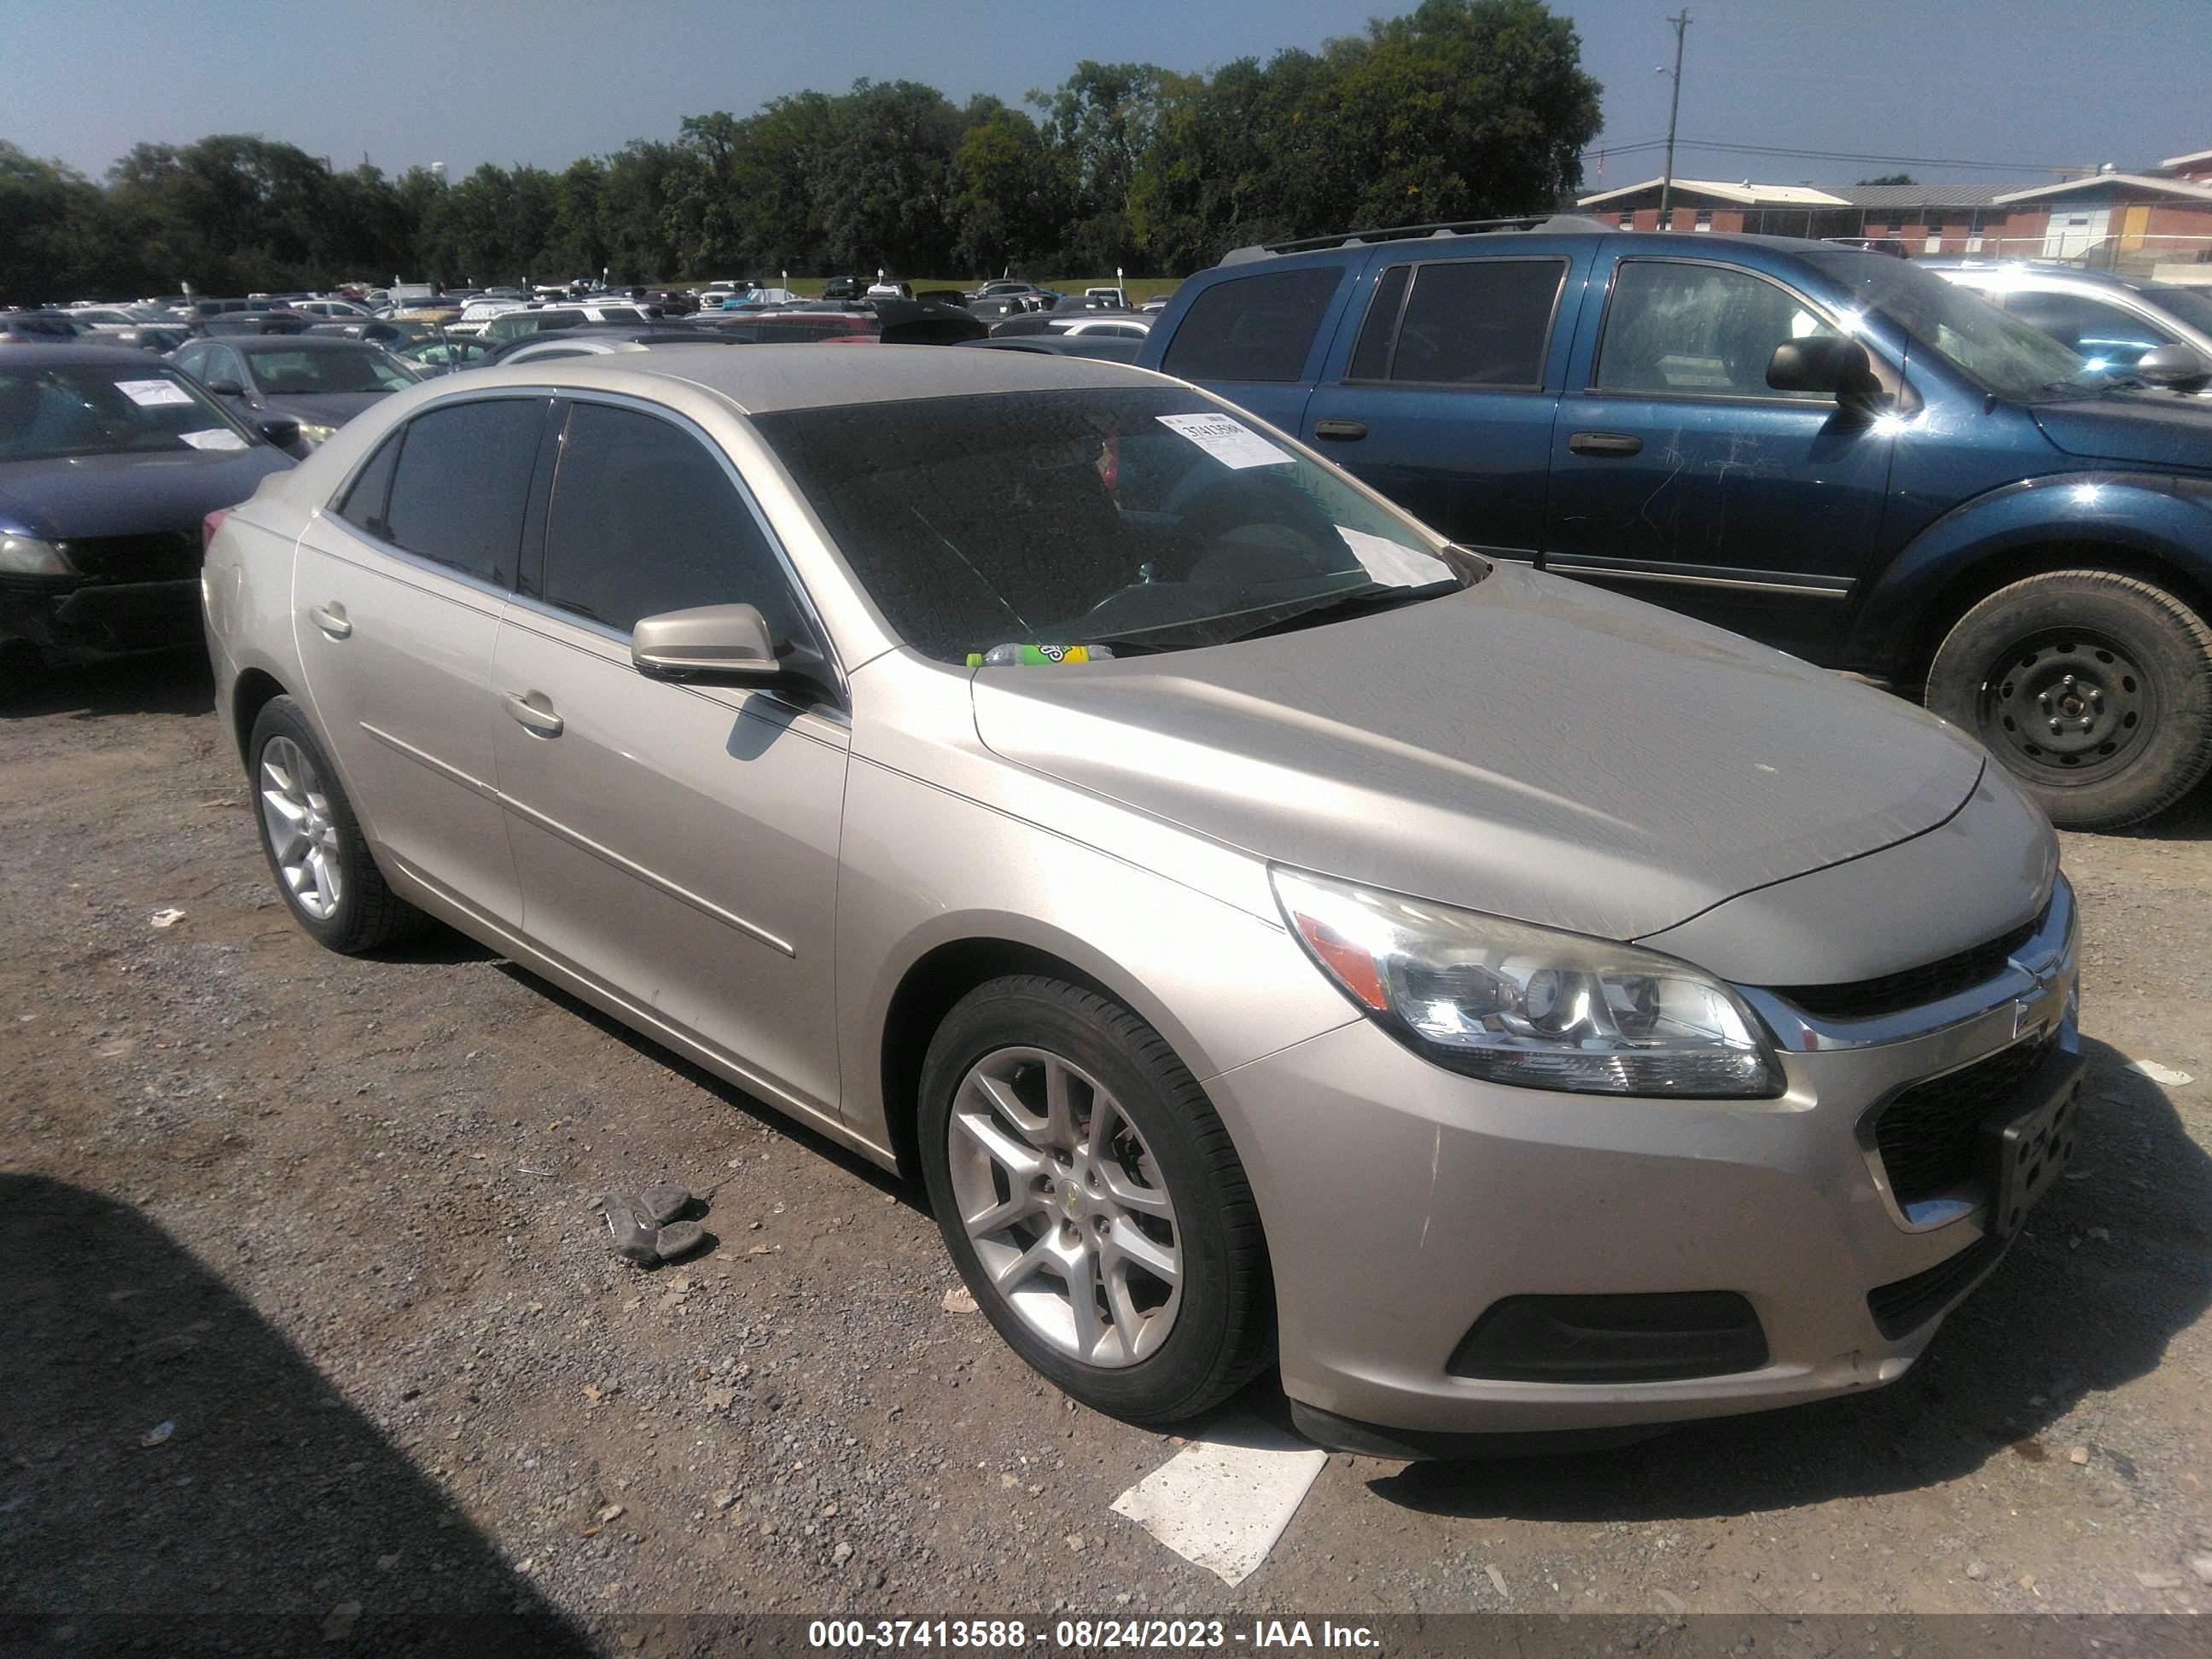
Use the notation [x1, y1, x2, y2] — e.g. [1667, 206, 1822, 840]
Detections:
[0, 364, 258, 463]
[754, 386, 1471, 663]
[241, 346, 416, 394]
[2143, 283, 2212, 337]
[1802, 250, 2090, 400]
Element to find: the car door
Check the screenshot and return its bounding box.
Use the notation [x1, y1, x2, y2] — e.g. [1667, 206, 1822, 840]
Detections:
[1154, 263, 1354, 437]
[1300, 252, 1580, 558]
[490, 397, 850, 1118]
[1541, 252, 1901, 660]
[292, 395, 550, 925]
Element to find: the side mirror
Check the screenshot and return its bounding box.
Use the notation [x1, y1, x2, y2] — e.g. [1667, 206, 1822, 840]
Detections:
[257, 416, 300, 449]
[632, 602, 785, 681]
[2134, 342, 2211, 392]
[1767, 335, 1885, 416]
[206, 379, 244, 397]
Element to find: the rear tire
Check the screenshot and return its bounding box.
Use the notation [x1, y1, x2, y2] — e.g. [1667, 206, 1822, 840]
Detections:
[247, 696, 424, 954]
[917, 975, 1273, 1425]
[1926, 570, 2212, 830]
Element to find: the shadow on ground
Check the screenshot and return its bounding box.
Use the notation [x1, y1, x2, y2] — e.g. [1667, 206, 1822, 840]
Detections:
[1365, 1036, 2212, 1518]
[3, 650, 215, 721]
[0, 1173, 599, 1656]
[492, 963, 919, 1214]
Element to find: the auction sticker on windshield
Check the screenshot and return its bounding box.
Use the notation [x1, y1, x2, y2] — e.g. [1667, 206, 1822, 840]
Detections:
[116, 379, 196, 408]
[1155, 412, 1293, 470]
[179, 429, 250, 451]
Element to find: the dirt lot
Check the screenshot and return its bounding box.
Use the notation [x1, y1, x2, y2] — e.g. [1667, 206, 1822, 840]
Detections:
[3, 653, 2209, 1651]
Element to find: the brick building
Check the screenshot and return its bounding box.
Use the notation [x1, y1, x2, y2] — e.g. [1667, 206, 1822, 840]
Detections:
[1577, 145, 2212, 277]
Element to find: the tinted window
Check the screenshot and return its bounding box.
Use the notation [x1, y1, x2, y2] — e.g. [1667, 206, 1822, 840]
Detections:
[1387, 260, 1563, 387]
[1161, 266, 1342, 383]
[540, 403, 807, 643]
[1348, 265, 1410, 381]
[2001, 289, 2170, 369]
[379, 399, 544, 585]
[337, 433, 402, 535]
[1596, 261, 1838, 399]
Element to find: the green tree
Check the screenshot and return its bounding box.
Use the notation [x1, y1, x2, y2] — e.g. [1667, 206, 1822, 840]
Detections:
[949, 96, 1066, 275]
[1858, 172, 1917, 186]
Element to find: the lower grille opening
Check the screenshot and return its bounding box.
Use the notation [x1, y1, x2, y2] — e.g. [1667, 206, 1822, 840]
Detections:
[1867, 1237, 2008, 1340]
[1873, 1037, 2055, 1209]
[1447, 1290, 1767, 1384]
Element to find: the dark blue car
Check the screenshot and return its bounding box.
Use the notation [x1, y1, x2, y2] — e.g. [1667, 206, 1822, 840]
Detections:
[1139, 220, 2212, 829]
[0, 345, 294, 679]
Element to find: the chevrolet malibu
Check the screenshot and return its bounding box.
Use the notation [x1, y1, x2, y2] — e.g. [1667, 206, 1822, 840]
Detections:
[202, 347, 2081, 1455]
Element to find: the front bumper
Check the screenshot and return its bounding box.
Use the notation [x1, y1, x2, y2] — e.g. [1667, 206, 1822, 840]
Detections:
[1208, 890, 2081, 1445]
[0, 576, 204, 665]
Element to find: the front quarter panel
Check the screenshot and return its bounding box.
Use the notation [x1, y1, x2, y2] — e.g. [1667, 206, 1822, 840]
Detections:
[1848, 467, 2212, 676]
[833, 652, 1356, 1185]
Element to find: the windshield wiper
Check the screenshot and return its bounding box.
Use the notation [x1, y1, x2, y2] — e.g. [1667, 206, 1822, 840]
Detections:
[1216, 579, 1458, 646]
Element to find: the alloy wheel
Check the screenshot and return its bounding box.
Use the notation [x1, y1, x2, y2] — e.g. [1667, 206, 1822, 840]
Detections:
[945, 1045, 1181, 1367]
[259, 735, 345, 920]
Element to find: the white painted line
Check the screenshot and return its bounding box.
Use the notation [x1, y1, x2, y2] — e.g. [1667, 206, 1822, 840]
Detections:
[2129, 1059, 2194, 1086]
[1108, 1417, 1328, 1586]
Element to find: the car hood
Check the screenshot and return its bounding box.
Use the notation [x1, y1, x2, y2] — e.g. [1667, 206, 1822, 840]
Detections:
[0, 446, 293, 542]
[2031, 391, 2212, 469]
[261, 391, 389, 428]
[970, 563, 1988, 943]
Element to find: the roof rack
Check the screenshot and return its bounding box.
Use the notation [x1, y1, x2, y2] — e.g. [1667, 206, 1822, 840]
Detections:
[1220, 213, 1615, 264]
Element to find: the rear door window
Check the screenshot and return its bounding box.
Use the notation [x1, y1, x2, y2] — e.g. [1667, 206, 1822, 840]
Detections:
[375, 399, 545, 586]
[1161, 266, 1342, 382]
[1380, 260, 1565, 387]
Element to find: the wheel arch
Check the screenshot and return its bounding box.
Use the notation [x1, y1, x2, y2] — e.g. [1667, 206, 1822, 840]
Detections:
[230, 667, 290, 770]
[875, 934, 1132, 1185]
[1848, 473, 2212, 682]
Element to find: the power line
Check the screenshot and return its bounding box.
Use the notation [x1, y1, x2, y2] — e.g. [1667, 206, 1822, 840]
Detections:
[1580, 136, 2085, 176]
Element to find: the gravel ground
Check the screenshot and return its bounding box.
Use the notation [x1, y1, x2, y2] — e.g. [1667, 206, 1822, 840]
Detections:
[2, 654, 2208, 1652]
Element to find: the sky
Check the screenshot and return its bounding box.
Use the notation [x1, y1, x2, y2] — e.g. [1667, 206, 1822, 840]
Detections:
[14, 0, 2212, 192]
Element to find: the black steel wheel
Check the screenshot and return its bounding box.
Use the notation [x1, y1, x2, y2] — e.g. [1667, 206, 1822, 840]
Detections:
[1927, 570, 2212, 830]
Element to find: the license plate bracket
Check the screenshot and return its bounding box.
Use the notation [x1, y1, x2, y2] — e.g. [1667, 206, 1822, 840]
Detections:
[1981, 1059, 2081, 1238]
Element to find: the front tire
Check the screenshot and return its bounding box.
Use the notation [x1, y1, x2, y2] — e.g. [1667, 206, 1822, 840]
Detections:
[247, 696, 423, 954]
[1926, 570, 2212, 830]
[917, 975, 1273, 1425]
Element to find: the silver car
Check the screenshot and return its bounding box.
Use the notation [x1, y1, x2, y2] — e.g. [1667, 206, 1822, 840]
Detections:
[203, 347, 2081, 1454]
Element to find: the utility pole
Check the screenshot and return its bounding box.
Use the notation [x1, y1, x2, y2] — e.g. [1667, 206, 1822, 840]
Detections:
[1657, 9, 1691, 226]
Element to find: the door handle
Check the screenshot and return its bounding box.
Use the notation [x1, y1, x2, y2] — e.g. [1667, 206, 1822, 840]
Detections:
[307, 602, 352, 639]
[1568, 431, 1644, 457]
[1313, 419, 1369, 442]
[503, 691, 564, 738]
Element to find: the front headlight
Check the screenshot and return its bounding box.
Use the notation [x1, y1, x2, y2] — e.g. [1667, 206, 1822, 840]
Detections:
[294, 422, 340, 447]
[0, 533, 70, 576]
[1272, 866, 1783, 1098]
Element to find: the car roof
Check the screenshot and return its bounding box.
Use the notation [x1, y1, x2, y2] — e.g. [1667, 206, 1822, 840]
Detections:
[453, 341, 1164, 414]
[224, 334, 387, 352]
[0, 342, 178, 365]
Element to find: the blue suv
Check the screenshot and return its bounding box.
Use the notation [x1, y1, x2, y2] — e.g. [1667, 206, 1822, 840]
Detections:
[1138, 218, 2212, 830]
